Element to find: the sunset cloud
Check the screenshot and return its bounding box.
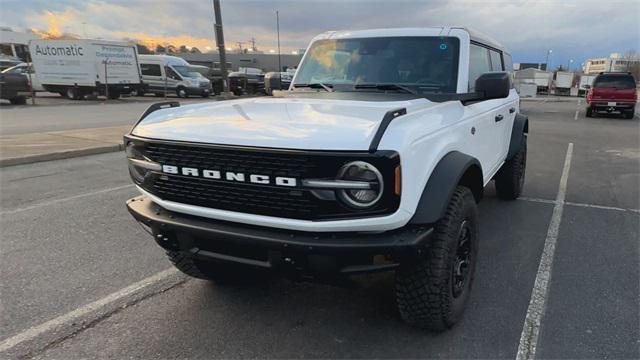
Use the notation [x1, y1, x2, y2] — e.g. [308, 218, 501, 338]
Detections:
[2, 0, 639, 66]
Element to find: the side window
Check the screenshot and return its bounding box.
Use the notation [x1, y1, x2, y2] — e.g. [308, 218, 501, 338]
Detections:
[503, 52, 515, 88]
[468, 44, 491, 91]
[490, 50, 503, 71]
[165, 66, 181, 80]
[140, 63, 162, 77]
[503, 53, 514, 73]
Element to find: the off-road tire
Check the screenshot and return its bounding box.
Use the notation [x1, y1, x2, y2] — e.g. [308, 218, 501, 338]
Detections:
[166, 250, 264, 284]
[623, 109, 635, 119]
[585, 106, 593, 117]
[495, 136, 527, 200]
[395, 186, 479, 331]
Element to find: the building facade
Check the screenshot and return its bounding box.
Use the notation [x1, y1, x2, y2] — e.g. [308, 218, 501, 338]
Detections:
[584, 53, 640, 74]
[174, 52, 304, 73]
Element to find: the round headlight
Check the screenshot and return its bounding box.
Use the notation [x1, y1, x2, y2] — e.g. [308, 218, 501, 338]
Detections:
[337, 161, 384, 208]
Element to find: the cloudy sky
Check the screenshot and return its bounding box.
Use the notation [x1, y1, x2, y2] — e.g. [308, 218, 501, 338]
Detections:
[2, 0, 639, 68]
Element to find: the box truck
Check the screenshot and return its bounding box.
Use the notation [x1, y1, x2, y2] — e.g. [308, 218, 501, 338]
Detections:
[29, 39, 142, 99]
[554, 71, 575, 96]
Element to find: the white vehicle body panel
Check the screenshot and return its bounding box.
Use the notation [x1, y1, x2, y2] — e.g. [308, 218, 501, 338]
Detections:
[130, 27, 519, 232]
[29, 39, 141, 88]
[138, 54, 211, 95]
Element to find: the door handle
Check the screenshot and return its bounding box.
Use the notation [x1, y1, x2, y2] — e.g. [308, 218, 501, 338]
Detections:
[509, 107, 515, 113]
[495, 114, 504, 122]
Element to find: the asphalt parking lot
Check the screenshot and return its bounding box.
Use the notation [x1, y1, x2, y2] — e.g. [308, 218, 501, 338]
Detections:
[0, 98, 638, 359]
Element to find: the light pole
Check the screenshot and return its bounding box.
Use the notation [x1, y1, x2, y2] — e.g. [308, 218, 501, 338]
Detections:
[213, 0, 230, 95]
[276, 11, 281, 73]
[545, 49, 553, 71]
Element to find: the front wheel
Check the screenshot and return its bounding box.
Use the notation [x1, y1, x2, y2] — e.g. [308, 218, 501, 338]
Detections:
[495, 135, 527, 200]
[176, 87, 188, 98]
[395, 186, 479, 331]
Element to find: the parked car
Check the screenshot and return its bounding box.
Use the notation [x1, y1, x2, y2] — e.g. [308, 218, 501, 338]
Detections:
[124, 27, 526, 331]
[2, 62, 44, 91]
[586, 72, 637, 118]
[137, 55, 211, 98]
[228, 67, 264, 95]
[0, 71, 30, 104]
[264, 69, 295, 95]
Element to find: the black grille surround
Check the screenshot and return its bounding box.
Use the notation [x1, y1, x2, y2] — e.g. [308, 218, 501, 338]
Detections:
[125, 135, 400, 221]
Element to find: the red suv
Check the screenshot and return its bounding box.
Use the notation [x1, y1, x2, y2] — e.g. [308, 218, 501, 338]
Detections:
[586, 72, 637, 119]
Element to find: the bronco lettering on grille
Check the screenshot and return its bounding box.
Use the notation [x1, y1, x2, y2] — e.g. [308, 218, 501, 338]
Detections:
[161, 165, 297, 187]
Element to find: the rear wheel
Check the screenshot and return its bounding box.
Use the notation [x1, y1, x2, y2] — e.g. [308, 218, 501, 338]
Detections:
[495, 135, 527, 200]
[623, 109, 635, 119]
[165, 250, 265, 285]
[395, 186, 479, 331]
[66, 87, 81, 100]
[585, 106, 593, 117]
[107, 91, 121, 100]
[9, 96, 26, 105]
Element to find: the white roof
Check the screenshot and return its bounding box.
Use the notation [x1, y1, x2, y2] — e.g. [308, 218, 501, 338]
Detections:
[312, 27, 507, 53]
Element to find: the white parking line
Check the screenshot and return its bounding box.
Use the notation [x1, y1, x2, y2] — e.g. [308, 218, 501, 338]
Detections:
[519, 197, 639, 214]
[516, 142, 573, 360]
[0, 268, 181, 354]
[0, 184, 135, 216]
[573, 109, 579, 120]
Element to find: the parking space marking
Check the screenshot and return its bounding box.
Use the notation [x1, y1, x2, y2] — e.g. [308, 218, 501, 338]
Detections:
[0, 268, 181, 354]
[0, 184, 134, 216]
[516, 142, 573, 360]
[573, 109, 579, 120]
[519, 198, 639, 214]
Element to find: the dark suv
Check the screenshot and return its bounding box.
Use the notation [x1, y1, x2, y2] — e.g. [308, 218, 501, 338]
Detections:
[586, 72, 637, 119]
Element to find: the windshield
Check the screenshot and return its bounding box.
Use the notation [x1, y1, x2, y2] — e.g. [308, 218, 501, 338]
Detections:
[293, 36, 459, 93]
[593, 75, 636, 89]
[172, 65, 204, 79]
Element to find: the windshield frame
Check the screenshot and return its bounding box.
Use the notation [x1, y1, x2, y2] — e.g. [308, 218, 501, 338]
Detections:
[291, 36, 461, 94]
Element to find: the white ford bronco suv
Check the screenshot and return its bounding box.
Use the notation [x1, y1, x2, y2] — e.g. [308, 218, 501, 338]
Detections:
[125, 27, 528, 331]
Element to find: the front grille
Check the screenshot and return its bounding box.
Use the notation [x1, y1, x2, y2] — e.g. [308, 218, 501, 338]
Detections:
[131, 138, 400, 220]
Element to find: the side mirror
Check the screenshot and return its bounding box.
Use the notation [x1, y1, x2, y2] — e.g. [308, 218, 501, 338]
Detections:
[475, 72, 510, 100]
[583, 84, 591, 89]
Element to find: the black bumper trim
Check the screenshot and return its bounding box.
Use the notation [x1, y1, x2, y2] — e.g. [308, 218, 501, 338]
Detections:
[126, 195, 433, 274]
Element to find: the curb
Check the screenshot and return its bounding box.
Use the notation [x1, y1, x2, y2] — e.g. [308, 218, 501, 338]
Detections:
[0, 144, 124, 167]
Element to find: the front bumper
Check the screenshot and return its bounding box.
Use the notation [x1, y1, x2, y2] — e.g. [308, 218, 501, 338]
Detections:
[589, 101, 636, 112]
[127, 195, 433, 275]
[186, 86, 210, 95]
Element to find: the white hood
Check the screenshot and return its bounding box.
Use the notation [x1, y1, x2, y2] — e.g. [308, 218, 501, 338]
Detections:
[131, 97, 435, 151]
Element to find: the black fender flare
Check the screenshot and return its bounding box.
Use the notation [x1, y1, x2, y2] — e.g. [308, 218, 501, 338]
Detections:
[507, 113, 529, 159]
[409, 151, 483, 225]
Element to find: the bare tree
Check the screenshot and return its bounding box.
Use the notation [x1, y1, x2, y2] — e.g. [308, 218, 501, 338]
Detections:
[621, 50, 640, 79]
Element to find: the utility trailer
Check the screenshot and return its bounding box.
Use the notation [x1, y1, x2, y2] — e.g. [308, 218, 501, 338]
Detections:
[554, 71, 575, 96]
[29, 39, 142, 100]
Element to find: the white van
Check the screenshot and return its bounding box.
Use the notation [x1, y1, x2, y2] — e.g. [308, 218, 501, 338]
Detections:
[137, 55, 211, 98]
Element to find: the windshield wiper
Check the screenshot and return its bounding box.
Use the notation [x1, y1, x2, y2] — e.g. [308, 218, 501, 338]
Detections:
[354, 83, 418, 95]
[293, 83, 334, 92]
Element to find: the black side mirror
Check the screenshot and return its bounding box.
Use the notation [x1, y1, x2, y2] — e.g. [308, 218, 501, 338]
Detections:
[583, 84, 591, 89]
[475, 72, 510, 100]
